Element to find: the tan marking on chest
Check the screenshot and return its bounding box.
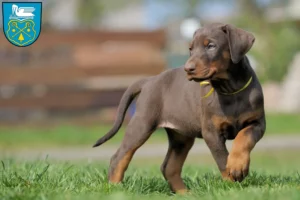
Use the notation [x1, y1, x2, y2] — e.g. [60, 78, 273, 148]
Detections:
[212, 115, 234, 130]
[211, 109, 263, 130]
[238, 109, 264, 125]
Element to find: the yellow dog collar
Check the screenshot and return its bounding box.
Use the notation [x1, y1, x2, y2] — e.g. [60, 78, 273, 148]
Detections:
[200, 76, 253, 98]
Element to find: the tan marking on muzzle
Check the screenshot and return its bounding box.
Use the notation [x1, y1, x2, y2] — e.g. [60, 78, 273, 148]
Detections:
[222, 51, 231, 60]
[210, 61, 221, 70]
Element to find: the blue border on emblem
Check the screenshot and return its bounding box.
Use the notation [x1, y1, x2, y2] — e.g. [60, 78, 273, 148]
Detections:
[2, 2, 43, 47]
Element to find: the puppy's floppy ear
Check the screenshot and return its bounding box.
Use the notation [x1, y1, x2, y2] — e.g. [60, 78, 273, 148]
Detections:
[222, 24, 255, 64]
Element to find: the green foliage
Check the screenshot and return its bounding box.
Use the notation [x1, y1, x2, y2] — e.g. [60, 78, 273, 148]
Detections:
[232, 0, 300, 82]
[76, 0, 143, 28]
[252, 24, 300, 82]
[77, 0, 104, 28]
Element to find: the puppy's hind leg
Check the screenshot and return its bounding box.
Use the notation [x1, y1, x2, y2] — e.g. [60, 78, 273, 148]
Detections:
[108, 114, 156, 183]
[161, 129, 195, 194]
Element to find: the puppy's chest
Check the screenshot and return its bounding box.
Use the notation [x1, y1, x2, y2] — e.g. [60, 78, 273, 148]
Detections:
[209, 115, 238, 139]
[202, 97, 260, 139]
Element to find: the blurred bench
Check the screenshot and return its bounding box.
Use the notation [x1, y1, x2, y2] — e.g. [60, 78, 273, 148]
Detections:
[0, 30, 167, 123]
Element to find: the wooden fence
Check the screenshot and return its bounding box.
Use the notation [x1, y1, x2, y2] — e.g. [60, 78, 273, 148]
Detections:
[0, 29, 167, 123]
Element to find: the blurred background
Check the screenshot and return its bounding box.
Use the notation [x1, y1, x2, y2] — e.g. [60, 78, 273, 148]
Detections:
[0, 0, 299, 161]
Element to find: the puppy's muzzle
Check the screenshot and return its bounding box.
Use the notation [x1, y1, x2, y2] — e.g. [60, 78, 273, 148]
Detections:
[184, 63, 196, 74]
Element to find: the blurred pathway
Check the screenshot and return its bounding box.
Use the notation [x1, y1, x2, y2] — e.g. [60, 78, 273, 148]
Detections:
[1, 135, 300, 161]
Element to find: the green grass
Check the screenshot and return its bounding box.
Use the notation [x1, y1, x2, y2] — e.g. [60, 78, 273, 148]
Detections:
[0, 113, 299, 149]
[265, 113, 300, 134]
[0, 125, 167, 149]
[1, 151, 300, 200]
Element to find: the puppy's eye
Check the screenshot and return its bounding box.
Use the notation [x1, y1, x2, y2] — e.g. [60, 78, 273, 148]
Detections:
[206, 43, 216, 50]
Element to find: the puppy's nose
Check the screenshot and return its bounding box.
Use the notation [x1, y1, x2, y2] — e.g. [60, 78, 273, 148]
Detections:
[184, 63, 196, 73]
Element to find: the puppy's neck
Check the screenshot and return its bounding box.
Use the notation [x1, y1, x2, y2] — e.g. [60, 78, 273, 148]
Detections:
[211, 57, 252, 95]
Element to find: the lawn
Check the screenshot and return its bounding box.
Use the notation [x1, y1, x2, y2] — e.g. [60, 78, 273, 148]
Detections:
[1, 150, 300, 200]
[0, 113, 299, 149]
[1, 113, 299, 199]
[265, 113, 300, 134]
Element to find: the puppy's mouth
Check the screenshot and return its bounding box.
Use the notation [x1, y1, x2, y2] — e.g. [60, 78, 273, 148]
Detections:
[187, 69, 216, 82]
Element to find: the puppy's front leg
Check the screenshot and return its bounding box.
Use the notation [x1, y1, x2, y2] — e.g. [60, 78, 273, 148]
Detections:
[226, 124, 265, 182]
[203, 132, 230, 180]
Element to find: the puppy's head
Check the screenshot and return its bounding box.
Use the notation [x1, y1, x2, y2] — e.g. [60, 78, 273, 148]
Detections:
[184, 23, 255, 81]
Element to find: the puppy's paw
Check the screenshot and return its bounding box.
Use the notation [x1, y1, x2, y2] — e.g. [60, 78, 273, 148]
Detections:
[175, 189, 189, 195]
[225, 151, 250, 182]
[221, 170, 234, 182]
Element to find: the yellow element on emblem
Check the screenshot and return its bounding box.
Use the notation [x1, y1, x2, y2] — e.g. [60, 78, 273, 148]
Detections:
[18, 33, 24, 42]
[6, 19, 36, 46]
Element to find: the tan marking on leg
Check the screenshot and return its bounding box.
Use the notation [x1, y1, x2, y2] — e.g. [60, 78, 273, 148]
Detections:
[221, 170, 234, 181]
[110, 150, 135, 183]
[232, 126, 255, 152]
[226, 126, 255, 182]
[176, 189, 188, 195]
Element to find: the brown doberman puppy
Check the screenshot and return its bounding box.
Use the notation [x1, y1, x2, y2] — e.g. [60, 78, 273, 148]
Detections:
[93, 23, 266, 194]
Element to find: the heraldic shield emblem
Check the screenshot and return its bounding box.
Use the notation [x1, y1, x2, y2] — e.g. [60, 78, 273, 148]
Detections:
[2, 2, 42, 47]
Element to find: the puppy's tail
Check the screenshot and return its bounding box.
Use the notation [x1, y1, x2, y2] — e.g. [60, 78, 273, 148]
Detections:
[93, 78, 148, 147]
